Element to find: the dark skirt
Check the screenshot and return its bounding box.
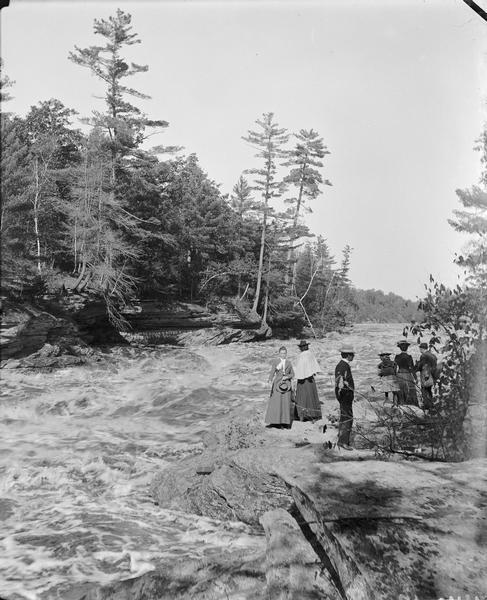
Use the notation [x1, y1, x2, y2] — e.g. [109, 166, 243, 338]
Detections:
[265, 374, 294, 426]
[295, 376, 321, 421]
[396, 370, 418, 406]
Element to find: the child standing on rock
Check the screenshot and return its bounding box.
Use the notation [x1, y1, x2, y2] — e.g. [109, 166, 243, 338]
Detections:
[377, 352, 400, 404]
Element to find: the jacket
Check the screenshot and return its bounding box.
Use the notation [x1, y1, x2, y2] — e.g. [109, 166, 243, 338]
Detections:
[335, 359, 355, 394]
[268, 358, 294, 381]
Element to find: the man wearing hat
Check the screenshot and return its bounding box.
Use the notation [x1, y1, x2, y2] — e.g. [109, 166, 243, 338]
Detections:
[415, 342, 438, 410]
[335, 346, 355, 450]
[293, 340, 322, 421]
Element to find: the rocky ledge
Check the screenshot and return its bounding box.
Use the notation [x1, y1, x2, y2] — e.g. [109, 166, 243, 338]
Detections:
[0, 295, 125, 369]
[1, 298, 272, 368]
[76, 408, 487, 599]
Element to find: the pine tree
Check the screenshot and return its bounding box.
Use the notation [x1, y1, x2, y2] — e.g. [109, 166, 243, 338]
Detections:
[283, 129, 331, 289]
[69, 10, 167, 317]
[230, 175, 254, 217]
[242, 112, 289, 314]
[449, 126, 487, 337]
[450, 128, 487, 290]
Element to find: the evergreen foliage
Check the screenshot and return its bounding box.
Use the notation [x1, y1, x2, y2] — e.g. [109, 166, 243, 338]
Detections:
[0, 10, 416, 333]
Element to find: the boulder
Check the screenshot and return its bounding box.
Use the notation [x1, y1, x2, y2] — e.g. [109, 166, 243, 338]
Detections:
[151, 416, 294, 526]
[151, 406, 487, 599]
[0, 302, 84, 360]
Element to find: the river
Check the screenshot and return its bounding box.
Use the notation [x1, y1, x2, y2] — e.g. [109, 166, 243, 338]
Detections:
[0, 323, 403, 599]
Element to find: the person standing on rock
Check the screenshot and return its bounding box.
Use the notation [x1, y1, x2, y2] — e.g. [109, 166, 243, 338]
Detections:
[394, 340, 418, 406]
[377, 352, 400, 404]
[265, 346, 295, 428]
[415, 342, 438, 411]
[335, 346, 355, 450]
[293, 340, 322, 422]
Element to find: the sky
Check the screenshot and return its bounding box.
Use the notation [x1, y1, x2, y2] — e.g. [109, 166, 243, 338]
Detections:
[1, 0, 486, 299]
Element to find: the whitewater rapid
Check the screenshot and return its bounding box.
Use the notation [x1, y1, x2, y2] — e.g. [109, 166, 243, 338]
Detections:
[0, 324, 401, 599]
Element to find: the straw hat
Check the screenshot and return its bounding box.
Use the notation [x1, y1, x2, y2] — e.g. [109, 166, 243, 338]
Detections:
[278, 380, 291, 392]
[340, 345, 355, 354]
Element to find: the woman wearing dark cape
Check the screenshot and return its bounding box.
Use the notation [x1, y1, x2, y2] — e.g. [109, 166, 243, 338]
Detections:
[293, 340, 322, 421]
[265, 346, 294, 428]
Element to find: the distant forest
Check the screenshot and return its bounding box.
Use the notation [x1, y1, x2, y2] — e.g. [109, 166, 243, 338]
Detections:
[1, 10, 419, 333]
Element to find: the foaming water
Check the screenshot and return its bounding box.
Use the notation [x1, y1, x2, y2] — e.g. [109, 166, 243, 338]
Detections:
[0, 324, 401, 599]
[0, 345, 269, 599]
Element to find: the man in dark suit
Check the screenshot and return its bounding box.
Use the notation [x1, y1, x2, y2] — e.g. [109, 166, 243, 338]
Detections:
[335, 346, 355, 450]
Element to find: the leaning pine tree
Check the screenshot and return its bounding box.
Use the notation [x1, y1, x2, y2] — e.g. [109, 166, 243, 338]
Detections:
[68, 9, 168, 322]
[242, 112, 289, 317]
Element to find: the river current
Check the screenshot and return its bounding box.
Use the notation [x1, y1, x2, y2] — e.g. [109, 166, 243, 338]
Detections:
[0, 323, 401, 599]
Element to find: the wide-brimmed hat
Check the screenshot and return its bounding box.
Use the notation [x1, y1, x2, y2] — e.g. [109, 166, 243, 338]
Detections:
[278, 379, 291, 392]
[340, 346, 355, 354]
[396, 340, 411, 347]
[378, 352, 391, 356]
[297, 340, 309, 349]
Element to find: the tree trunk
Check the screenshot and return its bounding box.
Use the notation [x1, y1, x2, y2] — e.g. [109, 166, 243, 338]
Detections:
[287, 161, 307, 290]
[252, 208, 268, 313]
[261, 250, 272, 326]
[33, 157, 42, 275]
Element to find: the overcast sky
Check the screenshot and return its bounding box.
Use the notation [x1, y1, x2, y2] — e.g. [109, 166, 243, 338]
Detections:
[1, 0, 486, 299]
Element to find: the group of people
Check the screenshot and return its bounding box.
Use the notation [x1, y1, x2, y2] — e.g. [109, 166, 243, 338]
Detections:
[378, 340, 439, 410]
[264, 338, 440, 451]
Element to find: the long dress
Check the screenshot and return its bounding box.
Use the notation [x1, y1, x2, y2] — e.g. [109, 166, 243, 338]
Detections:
[394, 352, 418, 406]
[294, 350, 322, 421]
[264, 359, 294, 427]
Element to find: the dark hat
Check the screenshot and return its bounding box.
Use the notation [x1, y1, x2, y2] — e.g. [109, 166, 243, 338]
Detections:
[340, 345, 355, 354]
[378, 352, 391, 356]
[397, 340, 410, 347]
[419, 342, 428, 349]
[297, 340, 309, 348]
[278, 379, 291, 392]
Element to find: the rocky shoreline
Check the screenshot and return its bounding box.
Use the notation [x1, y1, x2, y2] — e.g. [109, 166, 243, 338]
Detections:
[76, 404, 487, 600]
[0, 297, 272, 370]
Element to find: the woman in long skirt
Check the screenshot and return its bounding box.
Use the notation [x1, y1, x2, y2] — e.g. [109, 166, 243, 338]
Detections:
[394, 341, 418, 406]
[265, 346, 294, 428]
[293, 340, 322, 422]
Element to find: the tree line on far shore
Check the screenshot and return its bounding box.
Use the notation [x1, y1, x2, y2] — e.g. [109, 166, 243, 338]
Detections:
[0, 10, 422, 332]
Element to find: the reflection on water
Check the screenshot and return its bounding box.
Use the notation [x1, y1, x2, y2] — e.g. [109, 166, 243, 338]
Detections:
[0, 324, 401, 599]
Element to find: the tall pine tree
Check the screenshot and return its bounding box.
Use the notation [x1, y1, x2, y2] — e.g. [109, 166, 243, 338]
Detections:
[242, 112, 289, 314]
[283, 129, 331, 290]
